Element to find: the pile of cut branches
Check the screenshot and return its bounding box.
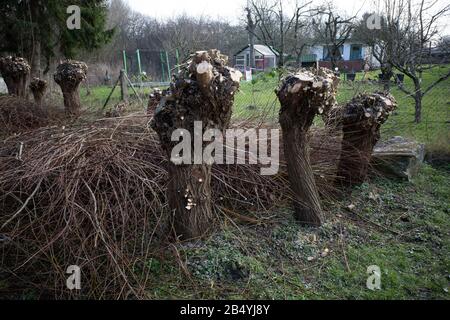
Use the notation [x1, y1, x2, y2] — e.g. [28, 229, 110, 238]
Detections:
[0, 113, 342, 298]
[0, 96, 65, 137]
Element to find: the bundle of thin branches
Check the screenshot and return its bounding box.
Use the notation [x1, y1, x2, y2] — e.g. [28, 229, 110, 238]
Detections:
[0, 115, 342, 298]
[0, 116, 168, 299]
[0, 96, 65, 137]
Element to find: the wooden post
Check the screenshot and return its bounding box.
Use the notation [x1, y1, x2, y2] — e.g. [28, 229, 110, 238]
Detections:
[122, 51, 128, 74]
[120, 69, 128, 102]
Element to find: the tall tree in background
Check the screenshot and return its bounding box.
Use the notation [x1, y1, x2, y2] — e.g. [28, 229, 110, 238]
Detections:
[353, 12, 395, 91]
[384, 0, 450, 123]
[0, 0, 114, 77]
[312, 4, 355, 71]
[247, 0, 313, 67]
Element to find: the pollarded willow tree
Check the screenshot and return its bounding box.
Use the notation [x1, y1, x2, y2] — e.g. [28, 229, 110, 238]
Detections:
[336, 92, 397, 187]
[276, 68, 339, 226]
[54, 60, 88, 115]
[151, 50, 242, 239]
[0, 56, 30, 97]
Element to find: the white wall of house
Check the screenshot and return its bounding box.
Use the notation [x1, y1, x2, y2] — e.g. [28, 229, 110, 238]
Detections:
[311, 46, 323, 60]
[342, 44, 350, 60]
[310, 43, 379, 65]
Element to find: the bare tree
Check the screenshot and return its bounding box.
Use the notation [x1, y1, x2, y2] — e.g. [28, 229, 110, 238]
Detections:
[312, 3, 356, 70]
[353, 12, 395, 91]
[247, 0, 314, 67]
[384, 0, 450, 123]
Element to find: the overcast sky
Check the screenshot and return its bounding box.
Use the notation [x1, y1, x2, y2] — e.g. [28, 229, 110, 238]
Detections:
[125, 0, 372, 23]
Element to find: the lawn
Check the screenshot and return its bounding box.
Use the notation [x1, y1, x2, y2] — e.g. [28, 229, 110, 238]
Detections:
[132, 163, 450, 299]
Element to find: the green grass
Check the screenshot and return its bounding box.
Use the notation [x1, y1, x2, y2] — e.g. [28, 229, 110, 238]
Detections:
[139, 163, 449, 299]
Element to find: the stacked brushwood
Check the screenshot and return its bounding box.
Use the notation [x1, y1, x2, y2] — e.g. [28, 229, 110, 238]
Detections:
[0, 114, 342, 299]
[0, 95, 64, 137]
[0, 56, 30, 97]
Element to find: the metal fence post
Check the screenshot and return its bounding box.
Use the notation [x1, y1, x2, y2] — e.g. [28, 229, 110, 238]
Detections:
[136, 49, 142, 76]
[122, 51, 128, 75]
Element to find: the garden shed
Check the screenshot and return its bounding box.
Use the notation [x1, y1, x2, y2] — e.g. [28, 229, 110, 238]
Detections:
[234, 44, 279, 72]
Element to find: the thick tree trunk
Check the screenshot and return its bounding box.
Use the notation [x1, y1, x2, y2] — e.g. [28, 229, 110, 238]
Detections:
[29, 78, 47, 105]
[30, 0, 41, 79]
[151, 50, 241, 239]
[167, 164, 213, 238]
[2, 74, 28, 97]
[0, 57, 30, 98]
[337, 93, 397, 188]
[337, 125, 378, 186]
[277, 68, 339, 226]
[30, 28, 41, 78]
[60, 85, 82, 114]
[282, 128, 322, 225]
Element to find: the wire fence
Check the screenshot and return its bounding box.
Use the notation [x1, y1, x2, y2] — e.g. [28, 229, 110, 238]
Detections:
[77, 64, 448, 153]
[232, 71, 449, 150]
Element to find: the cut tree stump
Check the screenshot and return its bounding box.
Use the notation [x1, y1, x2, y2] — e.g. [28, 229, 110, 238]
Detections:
[337, 92, 397, 187]
[277, 68, 339, 226]
[0, 56, 30, 98]
[151, 49, 242, 239]
[54, 60, 88, 115]
[29, 78, 48, 105]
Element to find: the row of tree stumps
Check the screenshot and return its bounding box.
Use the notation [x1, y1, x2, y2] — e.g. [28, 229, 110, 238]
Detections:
[150, 50, 397, 239]
[276, 70, 397, 226]
[0, 56, 87, 114]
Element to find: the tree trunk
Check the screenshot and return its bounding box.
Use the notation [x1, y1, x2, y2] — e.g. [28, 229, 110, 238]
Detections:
[282, 127, 322, 225]
[337, 125, 378, 186]
[29, 78, 47, 105]
[277, 68, 339, 226]
[60, 84, 82, 114]
[337, 93, 397, 188]
[151, 50, 242, 239]
[167, 163, 213, 238]
[414, 82, 422, 123]
[0, 57, 30, 98]
[54, 60, 88, 115]
[31, 37, 42, 79]
[2, 74, 28, 97]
